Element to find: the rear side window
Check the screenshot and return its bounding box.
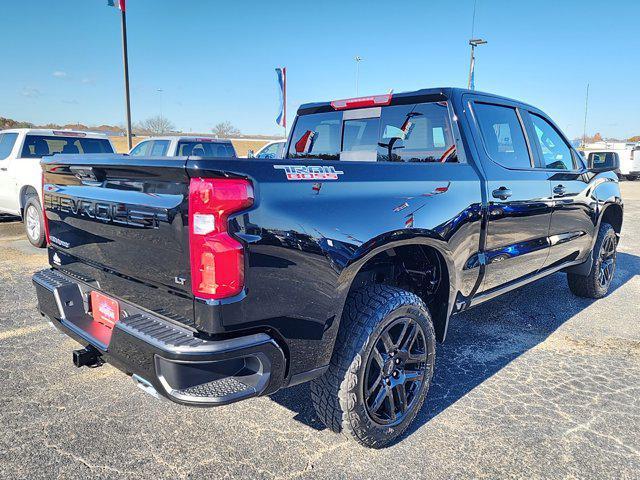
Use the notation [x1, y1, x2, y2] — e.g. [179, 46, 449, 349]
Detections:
[0, 133, 18, 160]
[288, 112, 341, 160]
[530, 114, 574, 170]
[474, 103, 531, 169]
[177, 141, 236, 157]
[20, 135, 113, 158]
[377, 102, 456, 162]
[150, 140, 170, 156]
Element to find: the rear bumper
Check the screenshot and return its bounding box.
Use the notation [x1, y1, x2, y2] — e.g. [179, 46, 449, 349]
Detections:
[32, 268, 286, 406]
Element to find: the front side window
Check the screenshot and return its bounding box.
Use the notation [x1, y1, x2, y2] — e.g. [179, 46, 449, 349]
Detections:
[288, 112, 341, 160]
[150, 140, 170, 156]
[257, 142, 280, 158]
[474, 103, 531, 169]
[0, 133, 18, 160]
[130, 141, 151, 156]
[21, 135, 113, 158]
[530, 114, 574, 170]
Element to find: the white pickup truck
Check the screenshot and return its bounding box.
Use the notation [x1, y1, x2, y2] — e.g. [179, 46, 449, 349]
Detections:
[0, 129, 115, 247]
[582, 141, 640, 180]
[129, 136, 237, 157]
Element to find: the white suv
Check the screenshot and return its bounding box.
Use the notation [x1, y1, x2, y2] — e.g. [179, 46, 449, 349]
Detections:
[0, 129, 115, 247]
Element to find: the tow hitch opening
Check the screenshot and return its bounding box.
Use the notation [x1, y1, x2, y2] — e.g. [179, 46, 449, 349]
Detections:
[73, 345, 103, 368]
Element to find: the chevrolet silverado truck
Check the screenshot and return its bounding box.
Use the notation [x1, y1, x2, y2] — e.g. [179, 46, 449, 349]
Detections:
[33, 88, 622, 448]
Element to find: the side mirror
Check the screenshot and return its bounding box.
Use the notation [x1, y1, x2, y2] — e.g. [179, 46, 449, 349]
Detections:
[587, 152, 619, 173]
[247, 149, 255, 158]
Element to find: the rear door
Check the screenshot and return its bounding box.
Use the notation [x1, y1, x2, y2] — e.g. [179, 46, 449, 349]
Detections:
[466, 97, 553, 292]
[524, 111, 595, 268]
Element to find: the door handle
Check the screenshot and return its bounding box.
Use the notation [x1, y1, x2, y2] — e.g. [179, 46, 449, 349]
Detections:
[553, 184, 566, 196]
[492, 186, 512, 200]
[0, 167, 7, 171]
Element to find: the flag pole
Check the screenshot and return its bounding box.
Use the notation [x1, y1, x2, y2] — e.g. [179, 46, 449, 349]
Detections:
[283, 67, 287, 139]
[120, 6, 133, 150]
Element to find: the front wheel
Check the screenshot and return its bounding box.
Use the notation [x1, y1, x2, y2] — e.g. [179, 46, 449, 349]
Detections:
[567, 222, 617, 298]
[23, 195, 46, 248]
[310, 285, 436, 448]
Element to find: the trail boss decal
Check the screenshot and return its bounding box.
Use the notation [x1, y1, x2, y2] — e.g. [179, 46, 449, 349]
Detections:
[274, 165, 344, 181]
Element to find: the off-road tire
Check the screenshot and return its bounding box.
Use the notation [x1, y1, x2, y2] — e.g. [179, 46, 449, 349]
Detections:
[567, 222, 617, 298]
[23, 195, 46, 248]
[310, 285, 436, 448]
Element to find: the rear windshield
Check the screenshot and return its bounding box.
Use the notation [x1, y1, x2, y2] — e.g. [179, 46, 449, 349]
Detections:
[287, 101, 457, 163]
[21, 135, 114, 158]
[177, 141, 236, 157]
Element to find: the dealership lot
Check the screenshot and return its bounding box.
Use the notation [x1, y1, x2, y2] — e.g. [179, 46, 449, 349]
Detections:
[0, 184, 639, 479]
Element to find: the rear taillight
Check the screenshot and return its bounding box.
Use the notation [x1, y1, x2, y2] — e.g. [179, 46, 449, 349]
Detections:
[42, 171, 50, 245]
[188, 178, 253, 300]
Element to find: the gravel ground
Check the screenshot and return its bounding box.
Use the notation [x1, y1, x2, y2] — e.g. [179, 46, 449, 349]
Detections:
[0, 184, 639, 479]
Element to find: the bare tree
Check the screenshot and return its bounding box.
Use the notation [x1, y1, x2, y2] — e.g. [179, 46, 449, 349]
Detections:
[212, 121, 241, 138]
[138, 115, 175, 135]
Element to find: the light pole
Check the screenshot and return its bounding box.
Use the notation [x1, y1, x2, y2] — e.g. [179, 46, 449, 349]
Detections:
[355, 56, 363, 96]
[157, 88, 164, 119]
[467, 38, 487, 90]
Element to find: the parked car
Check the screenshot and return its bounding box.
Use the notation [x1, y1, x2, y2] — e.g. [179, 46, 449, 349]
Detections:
[33, 88, 622, 448]
[254, 140, 286, 159]
[129, 136, 237, 157]
[581, 141, 640, 180]
[0, 129, 114, 246]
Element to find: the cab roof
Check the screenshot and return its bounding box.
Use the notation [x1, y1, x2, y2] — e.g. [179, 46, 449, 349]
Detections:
[297, 87, 537, 115]
[141, 135, 233, 143]
[0, 128, 110, 138]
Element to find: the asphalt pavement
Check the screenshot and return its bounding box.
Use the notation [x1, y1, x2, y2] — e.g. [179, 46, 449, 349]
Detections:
[0, 184, 639, 479]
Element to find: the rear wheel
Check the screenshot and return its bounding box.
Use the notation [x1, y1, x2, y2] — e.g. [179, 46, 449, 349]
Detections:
[310, 285, 435, 448]
[567, 222, 617, 298]
[23, 195, 46, 248]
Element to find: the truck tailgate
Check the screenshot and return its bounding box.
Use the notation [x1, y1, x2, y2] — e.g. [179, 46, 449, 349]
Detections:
[43, 155, 195, 324]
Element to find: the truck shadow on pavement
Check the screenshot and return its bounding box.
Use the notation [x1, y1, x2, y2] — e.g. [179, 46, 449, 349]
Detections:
[270, 252, 640, 441]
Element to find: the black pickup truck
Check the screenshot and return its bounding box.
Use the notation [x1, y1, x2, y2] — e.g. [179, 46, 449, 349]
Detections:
[33, 88, 622, 448]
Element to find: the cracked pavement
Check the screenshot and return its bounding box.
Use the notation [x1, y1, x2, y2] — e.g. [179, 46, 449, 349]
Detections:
[1, 183, 639, 479]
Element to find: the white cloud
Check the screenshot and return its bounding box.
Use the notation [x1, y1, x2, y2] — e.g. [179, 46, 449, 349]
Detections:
[62, 99, 79, 105]
[52, 71, 68, 78]
[81, 77, 96, 85]
[21, 87, 42, 98]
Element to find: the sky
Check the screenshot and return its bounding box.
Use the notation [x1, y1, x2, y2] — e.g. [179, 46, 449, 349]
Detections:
[1, 0, 638, 139]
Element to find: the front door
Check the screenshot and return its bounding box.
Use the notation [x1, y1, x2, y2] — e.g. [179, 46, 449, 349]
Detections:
[525, 112, 595, 268]
[466, 99, 553, 292]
